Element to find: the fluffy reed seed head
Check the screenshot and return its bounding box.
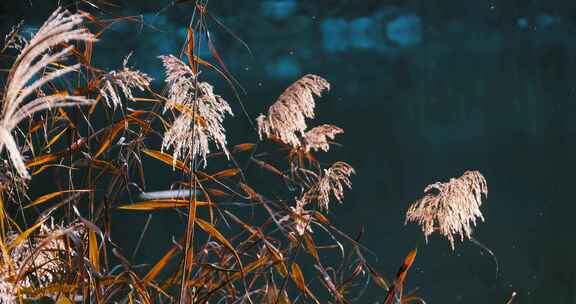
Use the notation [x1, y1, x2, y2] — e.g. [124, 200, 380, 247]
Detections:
[303, 124, 343, 152]
[2, 21, 26, 53]
[301, 161, 355, 211]
[0, 7, 97, 179]
[0, 274, 15, 304]
[257, 74, 330, 148]
[405, 170, 488, 249]
[159, 55, 233, 167]
[0, 218, 70, 303]
[99, 53, 152, 109]
[289, 200, 313, 236]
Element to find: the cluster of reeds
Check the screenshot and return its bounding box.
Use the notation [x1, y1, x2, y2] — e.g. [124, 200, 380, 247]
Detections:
[0, 1, 503, 303]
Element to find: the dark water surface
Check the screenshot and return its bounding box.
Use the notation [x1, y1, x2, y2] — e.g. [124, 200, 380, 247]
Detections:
[2, 1, 576, 303]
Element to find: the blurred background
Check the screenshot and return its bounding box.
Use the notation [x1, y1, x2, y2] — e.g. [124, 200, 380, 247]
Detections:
[2, 0, 576, 303]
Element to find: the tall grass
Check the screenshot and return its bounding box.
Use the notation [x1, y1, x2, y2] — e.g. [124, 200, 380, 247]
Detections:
[0, 2, 503, 303]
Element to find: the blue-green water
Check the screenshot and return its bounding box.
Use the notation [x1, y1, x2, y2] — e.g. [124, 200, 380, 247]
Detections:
[2, 0, 576, 303]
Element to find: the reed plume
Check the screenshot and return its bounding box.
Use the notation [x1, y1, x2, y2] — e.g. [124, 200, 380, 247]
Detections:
[303, 124, 343, 152]
[0, 3, 424, 303]
[0, 266, 15, 304]
[2, 21, 26, 53]
[99, 53, 152, 109]
[159, 55, 233, 167]
[285, 200, 313, 236]
[0, 218, 71, 303]
[0, 8, 96, 179]
[0, 160, 29, 200]
[284, 162, 354, 236]
[257, 74, 330, 148]
[301, 161, 355, 211]
[405, 170, 488, 249]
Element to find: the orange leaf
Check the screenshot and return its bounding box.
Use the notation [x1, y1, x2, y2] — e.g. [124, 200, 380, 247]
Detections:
[142, 149, 190, 173]
[211, 168, 240, 179]
[185, 28, 197, 74]
[26, 153, 61, 168]
[43, 126, 69, 151]
[8, 218, 47, 249]
[89, 230, 100, 271]
[291, 263, 320, 304]
[303, 234, 319, 263]
[198, 168, 240, 183]
[94, 122, 124, 158]
[118, 200, 210, 211]
[25, 189, 93, 209]
[397, 248, 417, 283]
[313, 211, 331, 224]
[207, 188, 229, 197]
[250, 158, 287, 178]
[232, 143, 255, 153]
[228, 255, 269, 282]
[144, 245, 179, 282]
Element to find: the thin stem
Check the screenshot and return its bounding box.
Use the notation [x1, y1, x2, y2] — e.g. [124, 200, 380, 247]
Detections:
[179, 5, 201, 303]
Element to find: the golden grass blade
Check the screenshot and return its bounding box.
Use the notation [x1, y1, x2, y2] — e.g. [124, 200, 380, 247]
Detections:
[268, 244, 288, 276]
[180, 199, 197, 302]
[228, 255, 270, 282]
[197, 168, 240, 183]
[196, 218, 243, 273]
[397, 248, 417, 283]
[20, 283, 78, 300]
[26, 151, 67, 168]
[0, 195, 9, 271]
[210, 168, 240, 180]
[28, 119, 46, 134]
[57, 107, 76, 128]
[144, 245, 179, 282]
[89, 230, 100, 271]
[290, 263, 320, 304]
[250, 158, 288, 178]
[231, 143, 255, 153]
[25, 189, 93, 209]
[30, 164, 55, 176]
[8, 218, 47, 249]
[118, 199, 211, 210]
[94, 122, 125, 158]
[224, 210, 289, 276]
[313, 211, 331, 224]
[185, 27, 196, 74]
[42, 126, 69, 150]
[207, 188, 229, 197]
[223, 210, 258, 236]
[189, 53, 231, 83]
[0, 195, 5, 234]
[303, 234, 319, 263]
[128, 97, 161, 104]
[142, 149, 190, 173]
[239, 182, 260, 200]
[265, 284, 291, 304]
[88, 159, 122, 174]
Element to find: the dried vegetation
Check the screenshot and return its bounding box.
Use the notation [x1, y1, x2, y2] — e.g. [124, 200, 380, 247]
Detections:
[0, 1, 495, 303]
